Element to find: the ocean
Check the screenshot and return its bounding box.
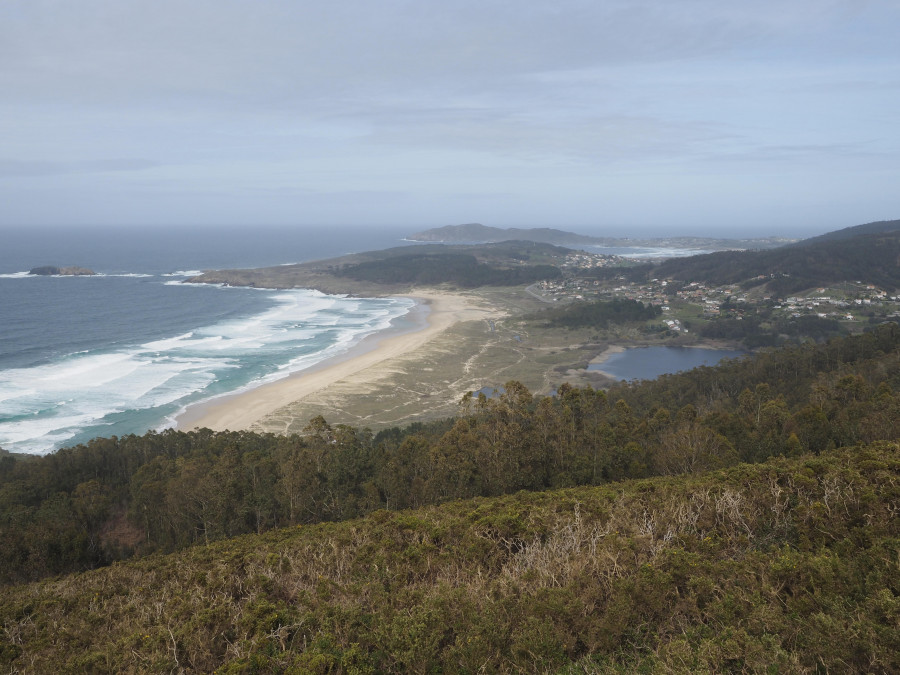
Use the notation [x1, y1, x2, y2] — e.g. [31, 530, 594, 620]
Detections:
[0, 225, 416, 455]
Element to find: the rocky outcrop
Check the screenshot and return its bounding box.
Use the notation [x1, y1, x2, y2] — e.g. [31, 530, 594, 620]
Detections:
[29, 266, 95, 276]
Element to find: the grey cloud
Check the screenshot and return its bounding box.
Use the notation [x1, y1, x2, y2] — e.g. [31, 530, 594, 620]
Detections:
[706, 142, 900, 167]
[0, 0, 871, 109]
[361, 108, 731, 166]
[0, 158, 159, 178]
[0, 0, 897, 229]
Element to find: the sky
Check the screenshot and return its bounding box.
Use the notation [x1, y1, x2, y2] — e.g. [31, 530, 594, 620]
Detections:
[1, 0, 898, 237]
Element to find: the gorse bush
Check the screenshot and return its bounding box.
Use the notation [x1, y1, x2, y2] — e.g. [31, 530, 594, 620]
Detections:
[1, 442, 897, 672]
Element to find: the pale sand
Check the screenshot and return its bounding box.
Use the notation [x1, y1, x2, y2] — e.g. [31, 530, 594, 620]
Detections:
[175, 291, 497, 432]
[590, 344, 626, 365]
[587, 344, 626, 379]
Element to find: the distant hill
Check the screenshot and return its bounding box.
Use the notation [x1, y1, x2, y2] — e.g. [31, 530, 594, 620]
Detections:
[653, 221, 900, 294]
[408, 223, 793, 250]
[794, 218, 900, 246]
[333, 252, 562, 287]
[188, 240, 577, 293]
[408, 223, 602, 245]
[190, 218, 900, 296]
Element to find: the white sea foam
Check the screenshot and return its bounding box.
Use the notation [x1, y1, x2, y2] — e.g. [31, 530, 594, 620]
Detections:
[623, 247, 713, 258]
[95, 273, 155, 278]
[586, 245, 714, 259]
[0, 271, 154, 279]
[141, 332, 192, 349]
[0, 288, 415, 454]
[162, 270, 204, 277]
[164, 280, 227, 287]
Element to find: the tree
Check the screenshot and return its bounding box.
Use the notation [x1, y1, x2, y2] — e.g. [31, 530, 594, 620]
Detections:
[653, 423, 737, 475]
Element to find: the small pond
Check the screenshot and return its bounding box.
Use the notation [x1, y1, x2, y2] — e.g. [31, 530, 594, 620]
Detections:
[588, 346, 747, 381]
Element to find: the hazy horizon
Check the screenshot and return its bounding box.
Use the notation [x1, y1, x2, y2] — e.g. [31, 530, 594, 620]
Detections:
[2, 1, 898, 235]
[0, 219, 889, 241]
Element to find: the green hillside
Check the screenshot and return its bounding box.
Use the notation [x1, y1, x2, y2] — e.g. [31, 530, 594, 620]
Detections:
[1, 441, 896, 673]
[795, 218, 900, 245]
[334, 252, 562, 287]
[188, 219, 900, 298]
[406, 224, 790, 250]
[654, 229, 900, 294]
[407, 222, 603, 244]
[187, 241, 575, 293]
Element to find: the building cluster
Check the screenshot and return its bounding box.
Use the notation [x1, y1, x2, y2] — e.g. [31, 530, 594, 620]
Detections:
[774, 284, 899, 321]
[530, 273, 900, 328]
[560, 252, 624, 269]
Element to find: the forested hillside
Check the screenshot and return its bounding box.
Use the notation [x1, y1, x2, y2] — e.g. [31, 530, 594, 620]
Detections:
[3, 324, 900, 588]
[1, 441, 896, 672]
[407, 222, 600, 244]
[186, 240, 573, 292]
[795, 218, 900, 245]
[653, 230, 900, 293]
[530, 298, 662, 329]
[334, 252, 562, 287]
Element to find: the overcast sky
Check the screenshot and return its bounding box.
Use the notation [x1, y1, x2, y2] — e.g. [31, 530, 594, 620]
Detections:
[1, 1, 898, 236]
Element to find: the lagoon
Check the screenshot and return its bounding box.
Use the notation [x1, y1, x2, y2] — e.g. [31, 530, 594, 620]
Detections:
[589, 346, 746, 381]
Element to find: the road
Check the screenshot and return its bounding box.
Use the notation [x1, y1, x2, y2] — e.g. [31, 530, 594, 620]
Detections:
[525, 283, 556, 303]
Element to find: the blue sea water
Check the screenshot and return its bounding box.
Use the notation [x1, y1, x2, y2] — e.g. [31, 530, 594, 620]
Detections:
[0, 225, 416, 454]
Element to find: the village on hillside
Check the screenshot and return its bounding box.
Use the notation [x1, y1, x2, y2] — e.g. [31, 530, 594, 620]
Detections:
[531, 255, 900, 337]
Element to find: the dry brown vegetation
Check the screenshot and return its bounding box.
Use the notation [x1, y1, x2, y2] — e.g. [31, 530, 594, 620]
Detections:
[1, 442, 897, 672]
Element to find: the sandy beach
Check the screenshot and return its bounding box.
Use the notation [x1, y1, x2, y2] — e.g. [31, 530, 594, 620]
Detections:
[175, 291, 496, 432]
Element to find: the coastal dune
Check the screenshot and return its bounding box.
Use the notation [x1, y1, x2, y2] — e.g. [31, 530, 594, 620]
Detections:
[176, 291, 497, 432]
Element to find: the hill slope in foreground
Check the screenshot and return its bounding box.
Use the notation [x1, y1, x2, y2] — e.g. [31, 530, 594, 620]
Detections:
[2, 442, 897, 673]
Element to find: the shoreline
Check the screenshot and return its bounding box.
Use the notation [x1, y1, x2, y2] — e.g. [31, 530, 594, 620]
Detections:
[587, 345, 626, 379]
[175, 290, 493, 432]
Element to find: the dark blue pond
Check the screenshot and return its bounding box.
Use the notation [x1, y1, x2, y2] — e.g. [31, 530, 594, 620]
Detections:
[588, 346, 746, 381]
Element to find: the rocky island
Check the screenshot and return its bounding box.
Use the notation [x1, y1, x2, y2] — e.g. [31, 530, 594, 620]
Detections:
[28, 266, 95, 276]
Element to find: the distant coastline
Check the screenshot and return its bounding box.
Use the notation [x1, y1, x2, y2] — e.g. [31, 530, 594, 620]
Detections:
[406, 223, 794, 250]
